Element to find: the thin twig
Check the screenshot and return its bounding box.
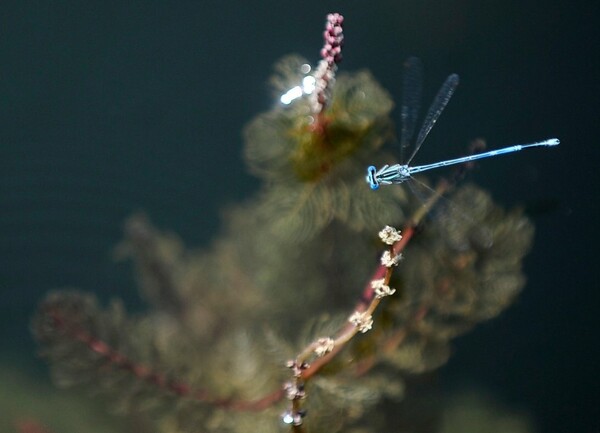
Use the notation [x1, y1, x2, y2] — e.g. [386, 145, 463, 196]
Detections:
[298, 179, 449, 381]
[45, 307, 284, 411]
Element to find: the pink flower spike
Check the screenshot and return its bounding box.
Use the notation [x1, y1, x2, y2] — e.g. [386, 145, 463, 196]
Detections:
[321, 13, 344, 65]
[311, 13, 344, 114]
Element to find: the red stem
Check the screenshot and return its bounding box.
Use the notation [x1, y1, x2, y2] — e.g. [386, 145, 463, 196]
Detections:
[300, 224, 416, 380]
[46, 308, 284, 411]
[43, 209, 423, 412]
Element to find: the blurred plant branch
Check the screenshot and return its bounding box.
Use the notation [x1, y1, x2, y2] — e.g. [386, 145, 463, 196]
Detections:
[31, 13, 536, 433]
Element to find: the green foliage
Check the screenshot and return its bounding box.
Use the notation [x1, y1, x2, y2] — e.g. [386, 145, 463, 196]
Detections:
[0, 361, 129, 433]
[246, 55, 395, 184]
[245, 56, 406, 240]
[31, 54, 535, 432]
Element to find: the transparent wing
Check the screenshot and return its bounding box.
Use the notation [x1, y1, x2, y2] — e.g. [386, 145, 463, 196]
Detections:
[406, 73, 460, 166]
[399, 57, 423, 164]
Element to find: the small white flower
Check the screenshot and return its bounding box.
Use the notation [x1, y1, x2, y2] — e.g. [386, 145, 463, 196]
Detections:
[348, 311, 373, 333]
[380, 250, 402, 267]
[371, 278, 396, 299]
[314, 337, 335, 357]
[378, 225, 402, 245]
[283, 381, 305, 400]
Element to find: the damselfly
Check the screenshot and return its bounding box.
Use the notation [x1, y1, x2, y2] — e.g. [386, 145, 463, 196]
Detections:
[366, 58, 559, 190]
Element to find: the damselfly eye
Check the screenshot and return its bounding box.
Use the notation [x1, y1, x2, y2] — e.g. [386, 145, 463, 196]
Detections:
[366, 166, 379, 190]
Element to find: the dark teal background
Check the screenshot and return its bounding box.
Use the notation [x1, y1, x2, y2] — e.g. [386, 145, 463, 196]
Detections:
[1, 1, 597, 432]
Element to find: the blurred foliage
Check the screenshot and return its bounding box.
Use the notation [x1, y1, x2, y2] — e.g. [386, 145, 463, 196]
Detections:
[0, 361, 130, 433]
[31, 55, 534, 432]
[439, 389, 535, 433]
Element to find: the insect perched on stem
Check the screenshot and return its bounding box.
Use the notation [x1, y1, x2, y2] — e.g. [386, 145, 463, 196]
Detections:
[366, 57, 559, 191]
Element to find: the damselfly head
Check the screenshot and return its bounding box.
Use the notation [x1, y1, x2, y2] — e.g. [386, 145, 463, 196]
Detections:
[366, 166, 379, 190]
